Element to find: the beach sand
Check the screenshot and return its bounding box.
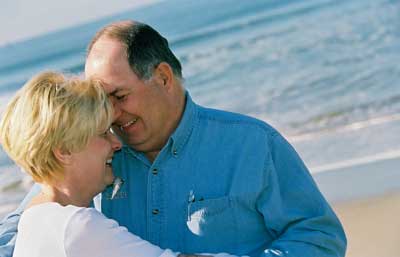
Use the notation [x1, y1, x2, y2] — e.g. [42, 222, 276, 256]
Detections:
[332, 191, 400, 257]
[311, 152, 400, 257]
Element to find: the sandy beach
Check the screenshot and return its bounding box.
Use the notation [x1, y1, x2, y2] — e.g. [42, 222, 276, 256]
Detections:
[333, 191, 400, 257]
[312, 153, 400, 257]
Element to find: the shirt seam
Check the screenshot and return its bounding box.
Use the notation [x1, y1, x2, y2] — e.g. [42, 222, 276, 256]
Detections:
[171, 97, 198, 154]
[174, 107, 198, 153]
[198, 112, 280, 139]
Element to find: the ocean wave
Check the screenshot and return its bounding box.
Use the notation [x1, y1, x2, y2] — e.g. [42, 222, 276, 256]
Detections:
[310, 148, 400, 173]
[289, 113, 400, 143]
[169, 0, 337, 49]
[0, 62, 85, 94]
[0, 46, 85, 75]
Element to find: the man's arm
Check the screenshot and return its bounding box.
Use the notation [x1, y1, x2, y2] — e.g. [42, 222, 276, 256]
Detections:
[257, 132, 347, 257]
[0, 183, 41, 257]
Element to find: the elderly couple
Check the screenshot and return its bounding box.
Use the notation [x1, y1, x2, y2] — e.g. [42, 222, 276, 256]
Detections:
[0, 21, 346, 257]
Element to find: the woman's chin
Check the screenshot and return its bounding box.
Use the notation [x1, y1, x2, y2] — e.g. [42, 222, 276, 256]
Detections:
[104, 167, 115, 186]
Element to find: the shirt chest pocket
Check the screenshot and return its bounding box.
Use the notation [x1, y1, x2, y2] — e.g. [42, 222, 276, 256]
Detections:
[184, 196, 238, 252]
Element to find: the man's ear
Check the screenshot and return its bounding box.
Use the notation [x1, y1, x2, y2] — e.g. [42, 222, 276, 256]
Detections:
[53, 148, 73, 165]
[153, 62, 174, 91]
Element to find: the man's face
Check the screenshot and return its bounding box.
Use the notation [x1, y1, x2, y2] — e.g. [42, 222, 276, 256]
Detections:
[85, 37, 174, 154]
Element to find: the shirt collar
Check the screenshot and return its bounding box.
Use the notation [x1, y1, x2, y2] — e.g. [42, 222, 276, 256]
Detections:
[169, 91, 197, 156]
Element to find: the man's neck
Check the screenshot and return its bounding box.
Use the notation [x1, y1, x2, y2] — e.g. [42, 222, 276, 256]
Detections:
[145, 150, 160, 163]
[144, 89, 187, 164]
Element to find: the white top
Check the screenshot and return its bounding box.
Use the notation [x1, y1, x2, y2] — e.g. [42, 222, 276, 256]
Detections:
[13, 202, 177, 257]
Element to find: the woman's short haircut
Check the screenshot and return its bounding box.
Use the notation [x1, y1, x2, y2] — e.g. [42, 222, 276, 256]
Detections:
[0, 71, 113, 184]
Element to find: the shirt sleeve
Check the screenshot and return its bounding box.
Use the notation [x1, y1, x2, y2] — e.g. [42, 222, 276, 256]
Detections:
[0, 213, 19, 257]
[0, 183, 41, 257]
[256, 132, 347, 257]
[65, 208, 177, 257]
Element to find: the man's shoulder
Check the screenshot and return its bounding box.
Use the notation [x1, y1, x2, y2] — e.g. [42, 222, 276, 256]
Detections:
[196, 105, 279, 137]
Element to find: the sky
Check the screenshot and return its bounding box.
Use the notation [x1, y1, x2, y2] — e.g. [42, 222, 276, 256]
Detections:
[0, 0, 158, 46]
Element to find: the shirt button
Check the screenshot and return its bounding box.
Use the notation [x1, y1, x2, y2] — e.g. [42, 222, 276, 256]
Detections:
[152, 168, 158, 175]
[173, 149, 178, 156]
[152, 209, 160, 215]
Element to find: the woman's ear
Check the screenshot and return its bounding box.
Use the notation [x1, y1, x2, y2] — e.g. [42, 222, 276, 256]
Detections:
[53, 148, 73, 165]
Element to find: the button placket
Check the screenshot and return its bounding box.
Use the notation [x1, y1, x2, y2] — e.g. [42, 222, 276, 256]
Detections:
[148, 165, 162, 244]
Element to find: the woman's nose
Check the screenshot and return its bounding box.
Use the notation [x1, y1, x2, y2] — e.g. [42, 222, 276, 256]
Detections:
[109, 133, 122, 151]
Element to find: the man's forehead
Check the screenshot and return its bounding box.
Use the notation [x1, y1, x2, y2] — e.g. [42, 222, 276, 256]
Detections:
[85, 54, 122, 78]
[88, 37, 125, 61]
[85, 41, 127, 77]
[85, 59, 127, 95]
[85, 38, 134, 96]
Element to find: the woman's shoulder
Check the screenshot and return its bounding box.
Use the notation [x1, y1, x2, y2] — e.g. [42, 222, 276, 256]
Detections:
[20, 203, 115, 255]
[64, 207, 177, 257]
[15, 203, 88, 257]
[21, 203, 177, 257]
[20, 203, 99, 242]
[67, 205, 117, 230]
[64, 206, 138, 257]
[21, 202, 84, 226]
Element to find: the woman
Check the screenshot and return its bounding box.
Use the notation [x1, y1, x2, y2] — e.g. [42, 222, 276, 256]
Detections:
[0, 72, 234, 257]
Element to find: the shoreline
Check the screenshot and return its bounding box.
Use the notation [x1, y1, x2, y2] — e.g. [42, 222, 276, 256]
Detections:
[312, 153, 400, 203]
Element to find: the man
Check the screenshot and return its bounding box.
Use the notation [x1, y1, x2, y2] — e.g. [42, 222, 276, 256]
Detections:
[0, 20, 346, 257]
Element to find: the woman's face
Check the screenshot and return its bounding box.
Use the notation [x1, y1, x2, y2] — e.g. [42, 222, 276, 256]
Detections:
[68, 130, 122, 196]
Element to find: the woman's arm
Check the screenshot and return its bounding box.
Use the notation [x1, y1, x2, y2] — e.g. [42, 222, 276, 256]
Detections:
[65, 208, 244, 257]
[65, 208, 177, 257]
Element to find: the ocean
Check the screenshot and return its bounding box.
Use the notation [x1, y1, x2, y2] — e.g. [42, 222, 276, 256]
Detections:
[1, 0, 399, 216]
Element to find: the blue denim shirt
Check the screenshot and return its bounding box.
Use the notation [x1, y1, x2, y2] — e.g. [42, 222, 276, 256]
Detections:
[101, 93, 346, 257]
[0, 93, 346, 257]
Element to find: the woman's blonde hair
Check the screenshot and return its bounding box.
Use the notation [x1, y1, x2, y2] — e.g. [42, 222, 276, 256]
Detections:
[0, 71, 113, 184]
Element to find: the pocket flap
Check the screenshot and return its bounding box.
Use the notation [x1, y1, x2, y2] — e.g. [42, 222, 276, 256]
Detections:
[188, 196, 232, 218]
